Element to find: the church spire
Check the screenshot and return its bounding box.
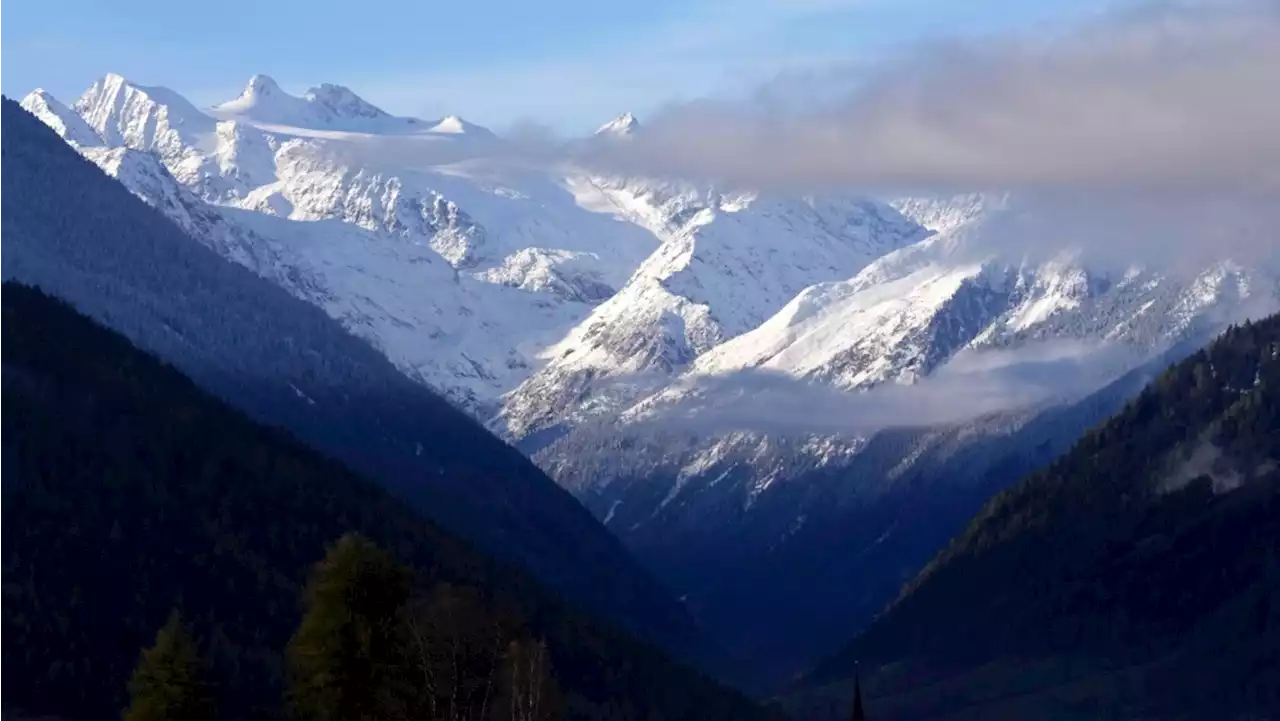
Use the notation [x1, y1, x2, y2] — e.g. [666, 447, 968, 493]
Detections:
[850, 662, 866, 721]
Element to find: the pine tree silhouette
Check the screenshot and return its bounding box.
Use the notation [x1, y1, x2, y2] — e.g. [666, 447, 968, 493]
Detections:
[122, 611, 214, 721]
[850, 662, 865, 721]
[286, 533, 412, 721]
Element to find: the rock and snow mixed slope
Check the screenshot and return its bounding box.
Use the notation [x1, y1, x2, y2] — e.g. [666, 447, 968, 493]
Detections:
[20, 74, 1280, 686]
[496, 179, 928, 439]
[544, 193, 1275, 490]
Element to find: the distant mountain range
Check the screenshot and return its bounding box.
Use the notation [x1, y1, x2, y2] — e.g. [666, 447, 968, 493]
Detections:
[15, 71, 1280, 686]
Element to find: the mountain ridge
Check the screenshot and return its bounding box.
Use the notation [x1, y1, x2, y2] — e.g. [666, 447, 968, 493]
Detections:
[210, 73, 494, 136]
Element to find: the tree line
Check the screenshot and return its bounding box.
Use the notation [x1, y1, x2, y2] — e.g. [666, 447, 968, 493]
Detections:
[125, 534, 562, 721]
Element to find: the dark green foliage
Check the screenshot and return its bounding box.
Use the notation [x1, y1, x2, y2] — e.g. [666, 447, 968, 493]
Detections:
[803, 318, 1280, 720]
[0, 282, 773, 721]
[123, 612, 214, 721]
[286, 535, 413, 721]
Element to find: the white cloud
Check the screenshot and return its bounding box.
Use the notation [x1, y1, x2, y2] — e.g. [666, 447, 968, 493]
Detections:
[585, 0, 1280, 195]
[631, 339, 1150, 436]
[333, 0, 1280, 273]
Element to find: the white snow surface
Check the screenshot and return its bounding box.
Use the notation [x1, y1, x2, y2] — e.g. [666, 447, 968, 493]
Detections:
[211, 74, 465, 136]
[20, 89, 103, 147]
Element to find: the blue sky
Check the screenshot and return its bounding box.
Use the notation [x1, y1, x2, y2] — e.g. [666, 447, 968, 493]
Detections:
[3, 0, 1110, 133]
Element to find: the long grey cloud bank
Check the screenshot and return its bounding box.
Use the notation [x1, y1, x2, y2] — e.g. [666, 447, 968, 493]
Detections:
[624, 339, 1151, 437]
[335, 0, 1280, 274]
[579, 0, 1280, 197]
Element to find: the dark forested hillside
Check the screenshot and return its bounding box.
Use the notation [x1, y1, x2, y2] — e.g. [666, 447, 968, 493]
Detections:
[0, 282, 771, 721]
[799, 318, 1280, 721]
[0, 96, 709, 670]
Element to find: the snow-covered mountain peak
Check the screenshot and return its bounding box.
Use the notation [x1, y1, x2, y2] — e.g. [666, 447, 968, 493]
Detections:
[20, 89, 103, 147]
[213, 75, 415, 133]
[596, 112, 640, 138]
[428, 114, 492, 136]
[243, 73, 283, 97]
[213, 75, 310, 126]
[76, 74, 207, 121]
[75, 73, 215, 147]
[68, 74, 222, 198]
[212, 75, 492, 138]
[80, 72, 133, 104]
[302, 82, 393, 121]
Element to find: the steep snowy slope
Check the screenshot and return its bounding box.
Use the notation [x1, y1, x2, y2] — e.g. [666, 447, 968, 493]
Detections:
[28, 77, 673, 414]
[687, 236, 1259, 389]
[73, 144, 320, 292]
[889, 193, 1000, 234]
[71, 73, 242, 201]
[497, 179, 928, 439]
[19, 89, 102, 147]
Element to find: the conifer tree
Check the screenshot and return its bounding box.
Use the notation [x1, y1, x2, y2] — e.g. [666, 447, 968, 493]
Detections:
[286, 533, 412, 721]
[122, 610, 214, 721]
